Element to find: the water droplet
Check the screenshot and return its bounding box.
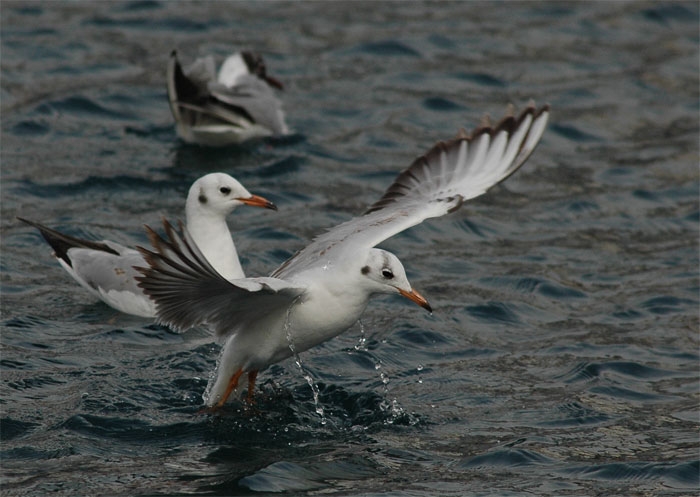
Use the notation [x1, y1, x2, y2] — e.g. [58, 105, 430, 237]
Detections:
[285, 297, 326, 425]
[354, 320, 368, 351]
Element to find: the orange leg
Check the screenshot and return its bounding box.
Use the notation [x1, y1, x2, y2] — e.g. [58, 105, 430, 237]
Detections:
[246, 371, 258, 404]
[216, 368, 244, 408]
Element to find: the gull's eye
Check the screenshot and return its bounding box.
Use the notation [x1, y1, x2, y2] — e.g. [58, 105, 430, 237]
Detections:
[220, 186, 231, 195]
[382, 269, 394, 279]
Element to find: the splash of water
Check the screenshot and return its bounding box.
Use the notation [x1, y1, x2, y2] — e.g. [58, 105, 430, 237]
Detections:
[202, 343, 223, 405]
[354, 322, 419, 424]
[284, 299, 327, 425]
[354, 319, 368, 352]
[375, 360, 390, 396]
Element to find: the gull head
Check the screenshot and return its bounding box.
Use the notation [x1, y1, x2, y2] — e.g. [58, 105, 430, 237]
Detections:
[186, 173, 277, 221]
[241, 51, 284, 90]
[360, 248, 432, 312]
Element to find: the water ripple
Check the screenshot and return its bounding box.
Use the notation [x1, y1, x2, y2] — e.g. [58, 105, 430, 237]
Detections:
[240, 458, 378, 493]
[44, 95, 136, 120]
[465, 302, 522, 324]
[560, 361, 678, 383]
[540, 401, 611, 427]
[568, 460, 699, 488]
[422, 96, 464, 112]
[13, 175, 181, 198]
[550, 122, 602, 142]
[62, 414, 204, 444]
[355, 40, 421, 57]
[460, 447, 552, 469]
[0, 418, 40, 442]
[642, 4, 698, 25]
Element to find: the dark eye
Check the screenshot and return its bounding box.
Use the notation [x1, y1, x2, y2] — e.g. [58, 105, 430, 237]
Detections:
[382, 269, 394, 279]
[220, 186, 231, 195]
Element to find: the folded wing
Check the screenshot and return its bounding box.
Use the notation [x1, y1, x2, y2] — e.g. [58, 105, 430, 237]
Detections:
[208, 76, 288, 135]
[167, 51, 286, 134]
[18, 217, 155, 317]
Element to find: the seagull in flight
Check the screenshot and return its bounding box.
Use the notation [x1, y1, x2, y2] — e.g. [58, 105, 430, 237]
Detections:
[19, 173, 276, 317]
[136, 102, 550, 407]
[167, 50, 289, 146]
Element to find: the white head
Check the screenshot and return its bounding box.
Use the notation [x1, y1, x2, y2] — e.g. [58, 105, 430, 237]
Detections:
[359, 248, 432, 312]
[217, 53, 249, 87]
[183, 173, 276, 281]
[185, 173, 276, 223]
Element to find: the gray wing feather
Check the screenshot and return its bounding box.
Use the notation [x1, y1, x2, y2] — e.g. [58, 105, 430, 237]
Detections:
[208, 76, 287, 134]
[68, 247, 146, 294]
[135, 219, 304, 336]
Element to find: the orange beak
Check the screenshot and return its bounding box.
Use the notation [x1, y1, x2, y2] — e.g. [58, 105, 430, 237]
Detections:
[238, 194, 278, 211]
[398, 287, 432, 313]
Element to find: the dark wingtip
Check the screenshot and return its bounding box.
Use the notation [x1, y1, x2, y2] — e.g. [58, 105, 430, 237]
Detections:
[441, 101, 550, 151]
[364, 101, 550, 216]
[16, 216, 122, 265]
[17, 216, 44, 231]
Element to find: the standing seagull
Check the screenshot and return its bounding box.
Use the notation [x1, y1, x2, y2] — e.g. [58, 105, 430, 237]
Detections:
[136, 103, 550, 407]
[19, 173, 276, 317]
[167, 50, 289, 146]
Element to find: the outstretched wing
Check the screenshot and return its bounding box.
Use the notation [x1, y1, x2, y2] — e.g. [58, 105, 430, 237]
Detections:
[273, 102, 549, 278]
[135, 219, 305, 336]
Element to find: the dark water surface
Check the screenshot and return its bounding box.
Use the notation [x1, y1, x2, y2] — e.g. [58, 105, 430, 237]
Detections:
[2, 1, 698, 495]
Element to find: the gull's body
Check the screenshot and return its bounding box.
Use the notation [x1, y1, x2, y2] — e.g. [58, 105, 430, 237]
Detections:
[19, 173, 276, 317]
[167, 50, 288, 146]
[137, 103, 550, 407]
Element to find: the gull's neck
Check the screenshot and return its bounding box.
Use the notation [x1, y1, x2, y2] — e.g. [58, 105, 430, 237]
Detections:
[186, 209, 244, 280]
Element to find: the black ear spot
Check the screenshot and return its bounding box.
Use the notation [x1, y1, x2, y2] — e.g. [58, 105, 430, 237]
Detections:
[220, 186, 231, 195]
[198, 194, 207, 204]
[382, 269, 394, 279]
[361, 265, 370, 275]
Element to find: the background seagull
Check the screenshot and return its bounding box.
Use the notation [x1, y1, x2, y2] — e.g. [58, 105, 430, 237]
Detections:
[167, 50, 289, 146]
[136, 102, 550, 407]
[19, 173, 276, 317]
